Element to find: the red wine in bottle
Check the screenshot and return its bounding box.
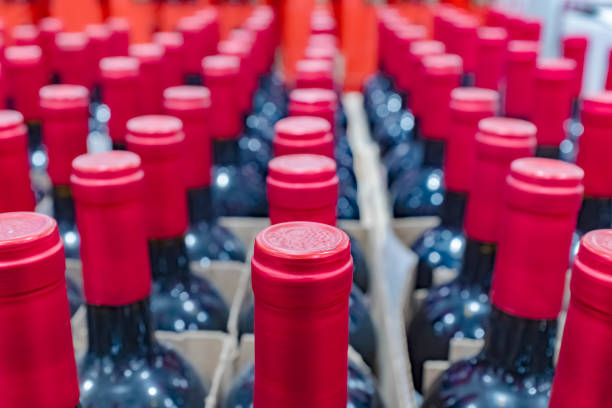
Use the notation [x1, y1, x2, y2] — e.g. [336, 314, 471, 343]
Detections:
[0, 212, 80, 408]
[71, 150, 207, 407]
[549, 229, 612, 408]
[422, 158, 584, 408]
[126, 115, 229, 332]
[225, 221, 382, 408]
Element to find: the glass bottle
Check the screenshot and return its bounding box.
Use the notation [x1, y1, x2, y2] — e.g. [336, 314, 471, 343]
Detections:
[71, 151, 207, 407]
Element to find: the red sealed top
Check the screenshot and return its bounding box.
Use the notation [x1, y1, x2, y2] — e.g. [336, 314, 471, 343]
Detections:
[406, 40, 445, 99]
[129, 43, 163, 63]
[153, 31, 183, 50]
[422, 53, 463, 76]
[535, 57, 576, 81]
[100, 56, 139, 78]
[85, 24, 110, 42]
[463, 117, 536, 243]
[202, 54, 240, 77]
[126, 115, 188, 239]
[252, 221, 352, 408]
[0, 212, 79, 408]
[576, 92, 612, 197]
[444, 87, 498, 193]
[39, 17, 63, 34]
[4, 44, 42, 65]
[451, 15, 479, 73]
[491, 158, 583, 320]
[267, 154, 339, 226]
[12, 24, 39, 46]
[475, 26, 508, 90]
[39, 84, 89, 109]
[106, 17, 130, 57]
[288, 88, 337, 130]
[55, 31, 88, 51]
[71, 151, 151, 306]
[273, 116, 334, 158]
[163, 86, 212, 188]
[0, 111, 35, 212]
[508, 40, 538, 61]
[505, 40, 538, 119]
[563, 35, 587, 97]
[202, 55, 241, 139]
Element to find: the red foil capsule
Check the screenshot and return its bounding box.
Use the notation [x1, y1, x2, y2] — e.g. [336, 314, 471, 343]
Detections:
[550, 229, 612, 408]
[106, 17, 130, 57]
[407, 40, 446, 115]
[4, 45, 45, 121]
[562, 35, 588, 98]
[267, 154, 339, 226]
[252, 221, 352, 408]
[39, 84, 89, 186]
[463, 117, 536, 243]
[38, 17, 63, 75]
[202, 55, 241, 140]
[218, 39, 255, 113]
[126, 115, 188, 239]
[475, 26, 508, 90]
[443, 87, 499, 194]
[0, 212, 79, 408]
[531, 58, 576, 149]
[163, 86, 212, 189]
[273, 116, 334, 158]
[505, 40, 538, 119]
[289, 88, 338, 134]
[100, 56, 139, 145]
[451, 15, 479, 74]
[178, 16, 207, 76]
[153, 31, 184, 89]
[85, 24, 111, 85]
[12, 24, 39, 46]
[394, 25, 427, 93]
[420, 53, 463, 141]
[71, 151, 151, 306]
[491, 158, 583, 320]
[55, 32, 92, 88]
[295, 59, 335, 90]
[0, 110, 35, 212]
[129, 43, 165, 114]
[576, 92, 612, 198]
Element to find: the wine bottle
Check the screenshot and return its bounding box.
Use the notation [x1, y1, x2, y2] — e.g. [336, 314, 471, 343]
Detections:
[153, 31, 184, 90]
[39, 84, 90, 259]
[99, 56, 140, 150]
[0, 110, 35, 212]
[4, 45, 46, 165]
[71, 150, 207, 407]
[225, 221, 382, 408]
[410, 87, 497, 288]
[531, 58, 576, 159]
[218, 39, 256, 115]
[391, 53, 462, 219]
[549, 229, 612, 408]
[449, 15, 479, 86]
[422, 157, 584, 407]
[408, 117, 536, 391]
[85, 24, 111, 100]
[106, 17, 130, 57]
[126, 115, 229, 332]
[0, 212, 80, 408]
[562, 35, 587, 107]
[178, 13, 217, 85]
[504, 40, 538, 120]
[573, 92, 612, 256]
[55, 32, 93, 90]
[129, 43, 165, 114]
[38, 17, 63, 82]
[204, 54, 267, 217]
[163, 85, 246, 264]
[474, 26, 508, 91]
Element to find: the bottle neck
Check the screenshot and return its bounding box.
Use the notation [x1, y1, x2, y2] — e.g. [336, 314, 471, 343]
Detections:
[422, 138, 445, 168]
[213, 139, 240, 166]
[577, 197, 612, 233]
[86, 298, 155, 358]
[148, 236, 191, 280]
[52, 185, 76, 225]
[440, 190, 467, 229]
[458, 238, 497, 291]
[187, 186, 216, 224]
[482, 305, 557, 376]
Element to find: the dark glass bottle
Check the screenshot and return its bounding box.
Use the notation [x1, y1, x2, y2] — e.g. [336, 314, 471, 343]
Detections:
[225, 222, 382, 407]
[71, 151, 207, 407]
[0, 212, 81, 408]
[238, 154, 376, 367]
[408, 117, 537, 391]
[549, 230, 612, 408]
[163, 86, 246, 263]
[127, 115, 230, 332]
[422, 157, 584, 407]
[531, 58, 576, 159]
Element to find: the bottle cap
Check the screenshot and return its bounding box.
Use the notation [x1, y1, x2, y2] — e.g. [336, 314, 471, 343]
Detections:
[55, 32, 91, 88]
[202, 55, 241, 139]
[177, 15, 207, 74]
[491, 158, 584, 319]
[85, 24, 111, 69]
[71, 151, 151, 305]
[273, 116, 334, 158]
[218, 39, 255, 113]
[129, 43, 164, 114]
[0, 212, 79, 408]
[444, 87, 498, 193]
[4, 46, 45, 121]
[126, 115, 188, 239]
[475, 26, 508, 90]
[38, 17, 63, 72]
[450, 15, 479, 73]
[464, 117, 536, 243]
[0, 111, 35, 212]
[267, 154, 339, 226]
[153, 31, 184, 89]
[532, 58, 576, 147]
[393, 24, 427, 89]
[163, 85, 212, 189]
[295, 58, 335, 90]
[252, 221, 351, 408]
[505, 40, 538, 118]
[407, 40, 445, 113]
[288, 88, 337, 132]
[106, 17, 130, 56]
[572, 230, 612, 316]
[12, 24, 39, 46]
[39, 85, 89, 186]
[563, 35, 587, 97]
